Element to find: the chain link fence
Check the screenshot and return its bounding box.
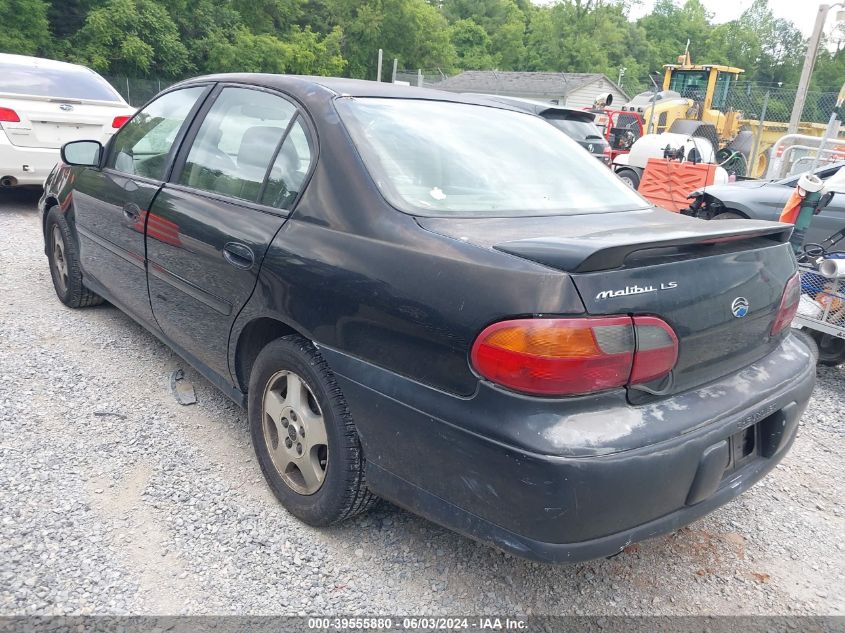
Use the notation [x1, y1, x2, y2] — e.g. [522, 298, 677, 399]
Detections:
[393, 69, 449, 89]
[725, 82, 844, 178]
[727, 82, 839, 125]
[102, 75, 181, 107]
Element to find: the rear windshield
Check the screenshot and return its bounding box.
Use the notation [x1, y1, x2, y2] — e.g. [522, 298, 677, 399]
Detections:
[0, 62, 123, 102]
[544, 115, 605, 142]
[336, 98, 646, 217]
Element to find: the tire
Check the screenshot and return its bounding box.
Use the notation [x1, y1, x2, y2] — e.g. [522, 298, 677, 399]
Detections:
[45, 206, 104, 308]
[248, 335, 378, 526]
[753, 148, 772, 179]
[616, 167, 641, 190]
[712, 210, 745, 220]
[810, 330, 845, 366]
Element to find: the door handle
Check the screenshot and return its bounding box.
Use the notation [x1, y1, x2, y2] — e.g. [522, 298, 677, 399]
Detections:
[123, 202, 141, 222]
[223, 242, 255, 270]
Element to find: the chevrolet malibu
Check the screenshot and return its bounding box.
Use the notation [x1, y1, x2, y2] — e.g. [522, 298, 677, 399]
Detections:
[39, 75, 815, 562]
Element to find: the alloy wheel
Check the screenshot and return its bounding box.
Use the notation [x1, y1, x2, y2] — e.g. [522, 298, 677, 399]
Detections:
[51, 225, 69, 295]
[262, 370, 329, 495]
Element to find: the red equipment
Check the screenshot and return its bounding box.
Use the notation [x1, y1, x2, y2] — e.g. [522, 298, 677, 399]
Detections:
[585, 108, 645, 161]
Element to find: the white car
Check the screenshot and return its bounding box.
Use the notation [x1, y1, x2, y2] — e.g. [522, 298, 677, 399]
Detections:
[0, 54, 135, 187]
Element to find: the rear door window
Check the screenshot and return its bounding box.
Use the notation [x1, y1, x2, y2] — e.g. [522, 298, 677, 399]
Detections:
[178, 87, 297, 203]
[107, 86, 207, 181]
[261, 117, 313, 210]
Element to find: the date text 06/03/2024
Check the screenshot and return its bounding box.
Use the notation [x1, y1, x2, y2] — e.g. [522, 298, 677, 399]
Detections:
[306, 617, 528, 630]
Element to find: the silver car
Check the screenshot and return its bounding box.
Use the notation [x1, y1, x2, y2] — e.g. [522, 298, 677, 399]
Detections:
[686, 162, 845, 246]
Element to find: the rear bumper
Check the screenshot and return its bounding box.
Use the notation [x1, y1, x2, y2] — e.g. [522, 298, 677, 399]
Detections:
[322, 334, 815, 563]
[0, 132, 60, 185]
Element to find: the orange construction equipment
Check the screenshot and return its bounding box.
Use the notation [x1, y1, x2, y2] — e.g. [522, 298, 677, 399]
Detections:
[637, 158, 720, 212]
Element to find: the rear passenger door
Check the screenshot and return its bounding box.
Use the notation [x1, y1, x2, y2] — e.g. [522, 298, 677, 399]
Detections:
[146, 84, 314, 380]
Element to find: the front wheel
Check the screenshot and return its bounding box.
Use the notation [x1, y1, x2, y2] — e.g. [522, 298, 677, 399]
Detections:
[45, 206, 104, 308]
[248, 335, 378, 526]
[811, 330, 845, 366]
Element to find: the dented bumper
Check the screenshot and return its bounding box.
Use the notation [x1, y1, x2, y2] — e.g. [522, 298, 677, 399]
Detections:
[321, 334, 815, 562]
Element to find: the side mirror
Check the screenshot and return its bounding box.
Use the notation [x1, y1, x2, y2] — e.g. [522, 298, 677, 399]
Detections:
[61, 140, 103, 167]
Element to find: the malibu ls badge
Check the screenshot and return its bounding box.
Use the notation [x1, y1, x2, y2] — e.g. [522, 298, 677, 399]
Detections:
[595, 282, 678, 300]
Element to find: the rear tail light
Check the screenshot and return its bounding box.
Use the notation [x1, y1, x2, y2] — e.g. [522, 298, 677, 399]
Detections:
[112, 115, 131, 128]
[471, 316, 678, 396]
[0, 107, 20, 123]
[771, 272, 800, 336]
[630, 316, 679, 383]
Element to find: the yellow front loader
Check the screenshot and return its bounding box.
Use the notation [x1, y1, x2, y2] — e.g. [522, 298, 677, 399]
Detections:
[620, 52, 845, 177]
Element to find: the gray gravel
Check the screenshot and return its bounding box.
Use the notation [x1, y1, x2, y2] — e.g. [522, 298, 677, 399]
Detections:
[1, 189, 843, 616]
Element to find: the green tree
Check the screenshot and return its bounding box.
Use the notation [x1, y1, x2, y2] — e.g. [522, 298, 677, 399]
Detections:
[441, 0, 526, 69]
[46, 0, 102, 39]
[0, 0, 51, 55]
[70, 0, 191, 77]
[709, 0, 804, 85]
[205, 25, 346, 76]
[449, 18, 496, 69]
[318, 0, 456, 79]
[231, 0, 304, 34]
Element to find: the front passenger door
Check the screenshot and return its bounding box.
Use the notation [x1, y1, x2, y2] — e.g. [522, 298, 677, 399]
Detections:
[146, 85, 314, 380]
[72, 86, 209, 327]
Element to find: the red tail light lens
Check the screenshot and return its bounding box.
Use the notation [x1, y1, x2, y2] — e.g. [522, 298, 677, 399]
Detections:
[771, 272, 800, 336]
[0, 107, 20, 123]
[112, 115, 131, 128]
[630, 316, 679, 384]
[471, 316, 678, 396]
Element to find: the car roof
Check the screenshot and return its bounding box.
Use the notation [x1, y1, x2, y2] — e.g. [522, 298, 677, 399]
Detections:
[177, 73, 528, 111]
[470, 94, 596, 120]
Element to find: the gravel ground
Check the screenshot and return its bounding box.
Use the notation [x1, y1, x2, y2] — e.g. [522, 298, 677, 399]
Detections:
[1, 189, 844, 616]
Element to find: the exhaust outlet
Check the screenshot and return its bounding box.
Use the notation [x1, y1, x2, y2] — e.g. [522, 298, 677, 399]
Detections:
[0, 176, 17, 188]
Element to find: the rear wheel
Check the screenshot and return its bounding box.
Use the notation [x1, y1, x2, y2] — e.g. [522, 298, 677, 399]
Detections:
[616, 168, 640, 190]
[248, 335, 377, 525]
[45, 206, 104, 308]
[712, 210, 745, 220]
[811, 331, 845, 366]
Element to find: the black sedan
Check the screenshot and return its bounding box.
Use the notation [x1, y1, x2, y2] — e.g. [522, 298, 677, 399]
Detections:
[40, 75, 814, 562]
[476, 94, 612, 165]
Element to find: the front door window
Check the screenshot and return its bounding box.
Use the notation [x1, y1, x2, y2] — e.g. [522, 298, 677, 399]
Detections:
[107, 87, 207, 180]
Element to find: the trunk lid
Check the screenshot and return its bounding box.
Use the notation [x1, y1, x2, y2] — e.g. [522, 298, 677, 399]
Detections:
[418, 209, 796, 398]
[0, 95, 131, 149]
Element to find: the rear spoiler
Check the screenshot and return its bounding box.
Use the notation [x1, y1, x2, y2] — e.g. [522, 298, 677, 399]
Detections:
[494, 221, 793, 273]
